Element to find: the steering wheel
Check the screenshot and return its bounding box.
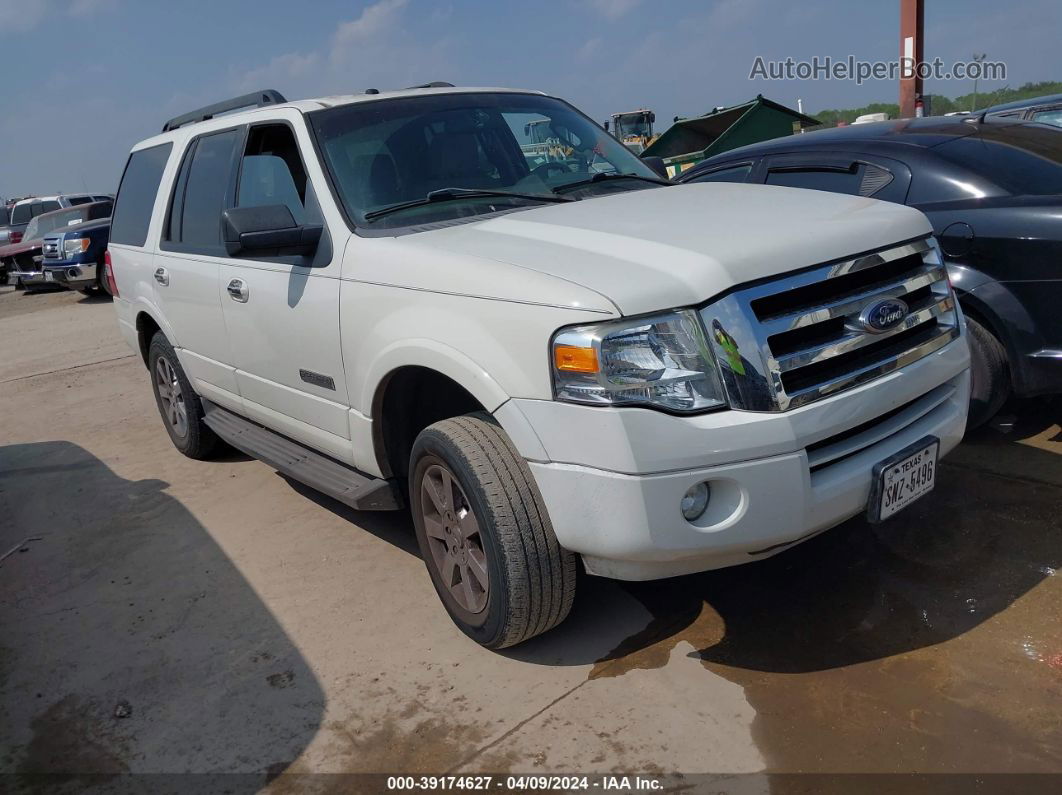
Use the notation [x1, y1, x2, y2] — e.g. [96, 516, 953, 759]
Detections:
[531, 161, 571, 180]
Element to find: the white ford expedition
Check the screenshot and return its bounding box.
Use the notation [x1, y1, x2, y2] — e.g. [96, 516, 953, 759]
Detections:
[109, 85, 970, 647]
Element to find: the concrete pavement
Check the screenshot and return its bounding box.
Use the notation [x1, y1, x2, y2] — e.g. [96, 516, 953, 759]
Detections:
[1, 286, 1059, 790]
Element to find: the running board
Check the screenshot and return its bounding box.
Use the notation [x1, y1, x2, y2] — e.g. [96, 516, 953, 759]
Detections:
[202, 400, 402, 511]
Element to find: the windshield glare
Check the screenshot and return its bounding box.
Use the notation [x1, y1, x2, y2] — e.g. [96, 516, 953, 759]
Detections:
[310, 92, 661, 229]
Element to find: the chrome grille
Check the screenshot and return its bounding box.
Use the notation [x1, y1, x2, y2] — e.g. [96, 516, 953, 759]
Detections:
[702, 237, 960, 412]
[42, 236, 61, 259]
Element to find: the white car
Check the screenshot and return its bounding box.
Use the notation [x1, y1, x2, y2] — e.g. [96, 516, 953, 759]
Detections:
[109, 85, 970, 647]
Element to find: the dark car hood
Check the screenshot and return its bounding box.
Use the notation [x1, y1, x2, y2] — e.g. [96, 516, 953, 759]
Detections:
[0, 239, 42, 258]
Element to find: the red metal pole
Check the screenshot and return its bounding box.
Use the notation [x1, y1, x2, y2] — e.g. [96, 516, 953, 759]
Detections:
[899, 0, 925, 118]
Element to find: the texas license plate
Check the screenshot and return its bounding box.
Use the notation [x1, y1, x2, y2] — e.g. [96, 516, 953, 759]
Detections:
[868, 436, 939, 522]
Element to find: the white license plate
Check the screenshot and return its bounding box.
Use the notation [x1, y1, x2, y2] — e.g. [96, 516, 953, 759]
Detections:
[869, 436, 939, 522]
[44, 272, 54, 282]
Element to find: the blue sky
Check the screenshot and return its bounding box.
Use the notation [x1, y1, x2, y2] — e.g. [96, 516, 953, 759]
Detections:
[1, 0, 1057, 197]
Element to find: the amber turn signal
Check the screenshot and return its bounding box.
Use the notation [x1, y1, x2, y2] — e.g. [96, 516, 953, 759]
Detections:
[554, 345, 598, 373]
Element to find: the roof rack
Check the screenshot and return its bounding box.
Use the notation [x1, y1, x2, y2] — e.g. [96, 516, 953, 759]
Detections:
[162, 89, 288, 133]
[403, 81, 455, 90]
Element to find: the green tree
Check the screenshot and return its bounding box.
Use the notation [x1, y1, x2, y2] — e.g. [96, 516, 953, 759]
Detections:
[813, 81, 1062, 123]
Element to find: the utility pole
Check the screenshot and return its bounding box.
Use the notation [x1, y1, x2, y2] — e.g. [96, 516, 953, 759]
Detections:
[971, 53, 987, 110]
[899, 0, 924, 119]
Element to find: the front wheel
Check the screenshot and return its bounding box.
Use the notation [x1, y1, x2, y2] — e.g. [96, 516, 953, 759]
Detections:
[147, 332, 220, 459]
[409, 413, 576, 648]
[966, 315, 1010, 430]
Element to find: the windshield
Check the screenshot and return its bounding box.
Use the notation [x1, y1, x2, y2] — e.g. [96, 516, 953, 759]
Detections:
[614, 116, 651, 139]
[309, 92, 661, 230]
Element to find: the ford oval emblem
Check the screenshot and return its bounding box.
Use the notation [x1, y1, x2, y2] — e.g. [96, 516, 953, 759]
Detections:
[859, 298, 909, 333]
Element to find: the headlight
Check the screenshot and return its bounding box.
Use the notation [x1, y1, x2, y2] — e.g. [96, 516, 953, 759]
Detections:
[551, 309, 726, 412]
[63, 238, 90, 257]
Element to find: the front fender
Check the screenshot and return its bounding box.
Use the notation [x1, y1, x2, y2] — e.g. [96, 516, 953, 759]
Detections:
[361, 339, 510, 415]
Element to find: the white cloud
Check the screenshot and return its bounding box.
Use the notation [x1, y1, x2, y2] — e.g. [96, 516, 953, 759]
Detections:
[231, 0, 458, 99]
[331, 0, 408, 60]
[577, 37, 603, 62]
[234, 50, 323, 92]
[586, 0, 641, 20]
[0, 0, 117, 33]
[0, 0, 51, 32]
[69, 0, 118, 17]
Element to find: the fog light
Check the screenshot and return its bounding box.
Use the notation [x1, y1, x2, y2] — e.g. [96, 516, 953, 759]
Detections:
[681, 482, 710, 521]
[68, 268, 81, 278]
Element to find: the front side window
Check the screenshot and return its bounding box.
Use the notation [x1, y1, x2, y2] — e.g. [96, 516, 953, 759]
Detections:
[111, 143, 172, 246]
[236, 124, 308, 224]
[688, 163, 753, 184]
[309, 92, 662, 230]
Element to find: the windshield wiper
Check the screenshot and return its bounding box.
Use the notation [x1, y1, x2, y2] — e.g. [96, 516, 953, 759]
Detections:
[363, 187, 573, 222]
[552, 172, 672, 193]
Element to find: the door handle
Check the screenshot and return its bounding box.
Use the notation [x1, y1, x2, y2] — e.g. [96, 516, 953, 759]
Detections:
[227, 278, 249, 303]
[154, 267, 169, 286]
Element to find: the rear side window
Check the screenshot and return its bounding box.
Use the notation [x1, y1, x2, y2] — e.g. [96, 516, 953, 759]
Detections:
[932, 125, 1062, 196]
[1031, 108, 1062, 128]
[88, 201, 113, 220]
[767, 167, 863, 194]
[67, 196, 93, 206]
[166, 129, 240, 252]
[0, 206, 8, 225]
[766, 163, 895, 197]
[110, 143, 173, 246]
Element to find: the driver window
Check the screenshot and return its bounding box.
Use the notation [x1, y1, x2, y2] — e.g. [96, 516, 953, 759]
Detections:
[237, 125, 308, 223]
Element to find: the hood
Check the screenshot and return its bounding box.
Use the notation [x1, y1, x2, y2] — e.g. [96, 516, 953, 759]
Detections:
[408, 183, 933, 315]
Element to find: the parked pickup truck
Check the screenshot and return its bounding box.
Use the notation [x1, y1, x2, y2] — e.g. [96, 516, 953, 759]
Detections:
[42, 214, 113, 294]
[110, 85, 970, 647]
[1, 201, 112, 290]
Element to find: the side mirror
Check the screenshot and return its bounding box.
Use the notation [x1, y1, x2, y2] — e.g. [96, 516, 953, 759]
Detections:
[222, 205, 322, 256]
[641, 156, 669, 179]
[603, 120, 610, 132]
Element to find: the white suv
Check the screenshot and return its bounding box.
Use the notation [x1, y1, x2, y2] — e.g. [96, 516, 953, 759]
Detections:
[109, 85, 970, 647]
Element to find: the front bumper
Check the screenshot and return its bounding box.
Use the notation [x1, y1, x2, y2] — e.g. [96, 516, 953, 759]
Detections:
[45, 262, 97, 289]
[14, 265, 49, 287]
[511, 336, 970, 580]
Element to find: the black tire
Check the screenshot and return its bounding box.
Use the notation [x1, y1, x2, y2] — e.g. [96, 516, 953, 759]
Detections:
[409, 413, 576, 648]
[147, 332, 220, 459]
[966, 314, 1010, 429]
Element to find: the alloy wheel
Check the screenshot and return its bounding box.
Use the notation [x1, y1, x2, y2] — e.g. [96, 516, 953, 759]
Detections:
[155, 356, 188, 438]
[419, 463, 489, 614]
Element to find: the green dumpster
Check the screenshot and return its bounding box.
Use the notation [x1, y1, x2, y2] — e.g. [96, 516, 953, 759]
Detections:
[642, 95, 820, 179]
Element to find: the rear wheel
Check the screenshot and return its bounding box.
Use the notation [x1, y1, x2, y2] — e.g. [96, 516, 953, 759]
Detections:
[966, 314, 1010, 429]
[147, 332, 220, 459]
[409, 413, 577, 648]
